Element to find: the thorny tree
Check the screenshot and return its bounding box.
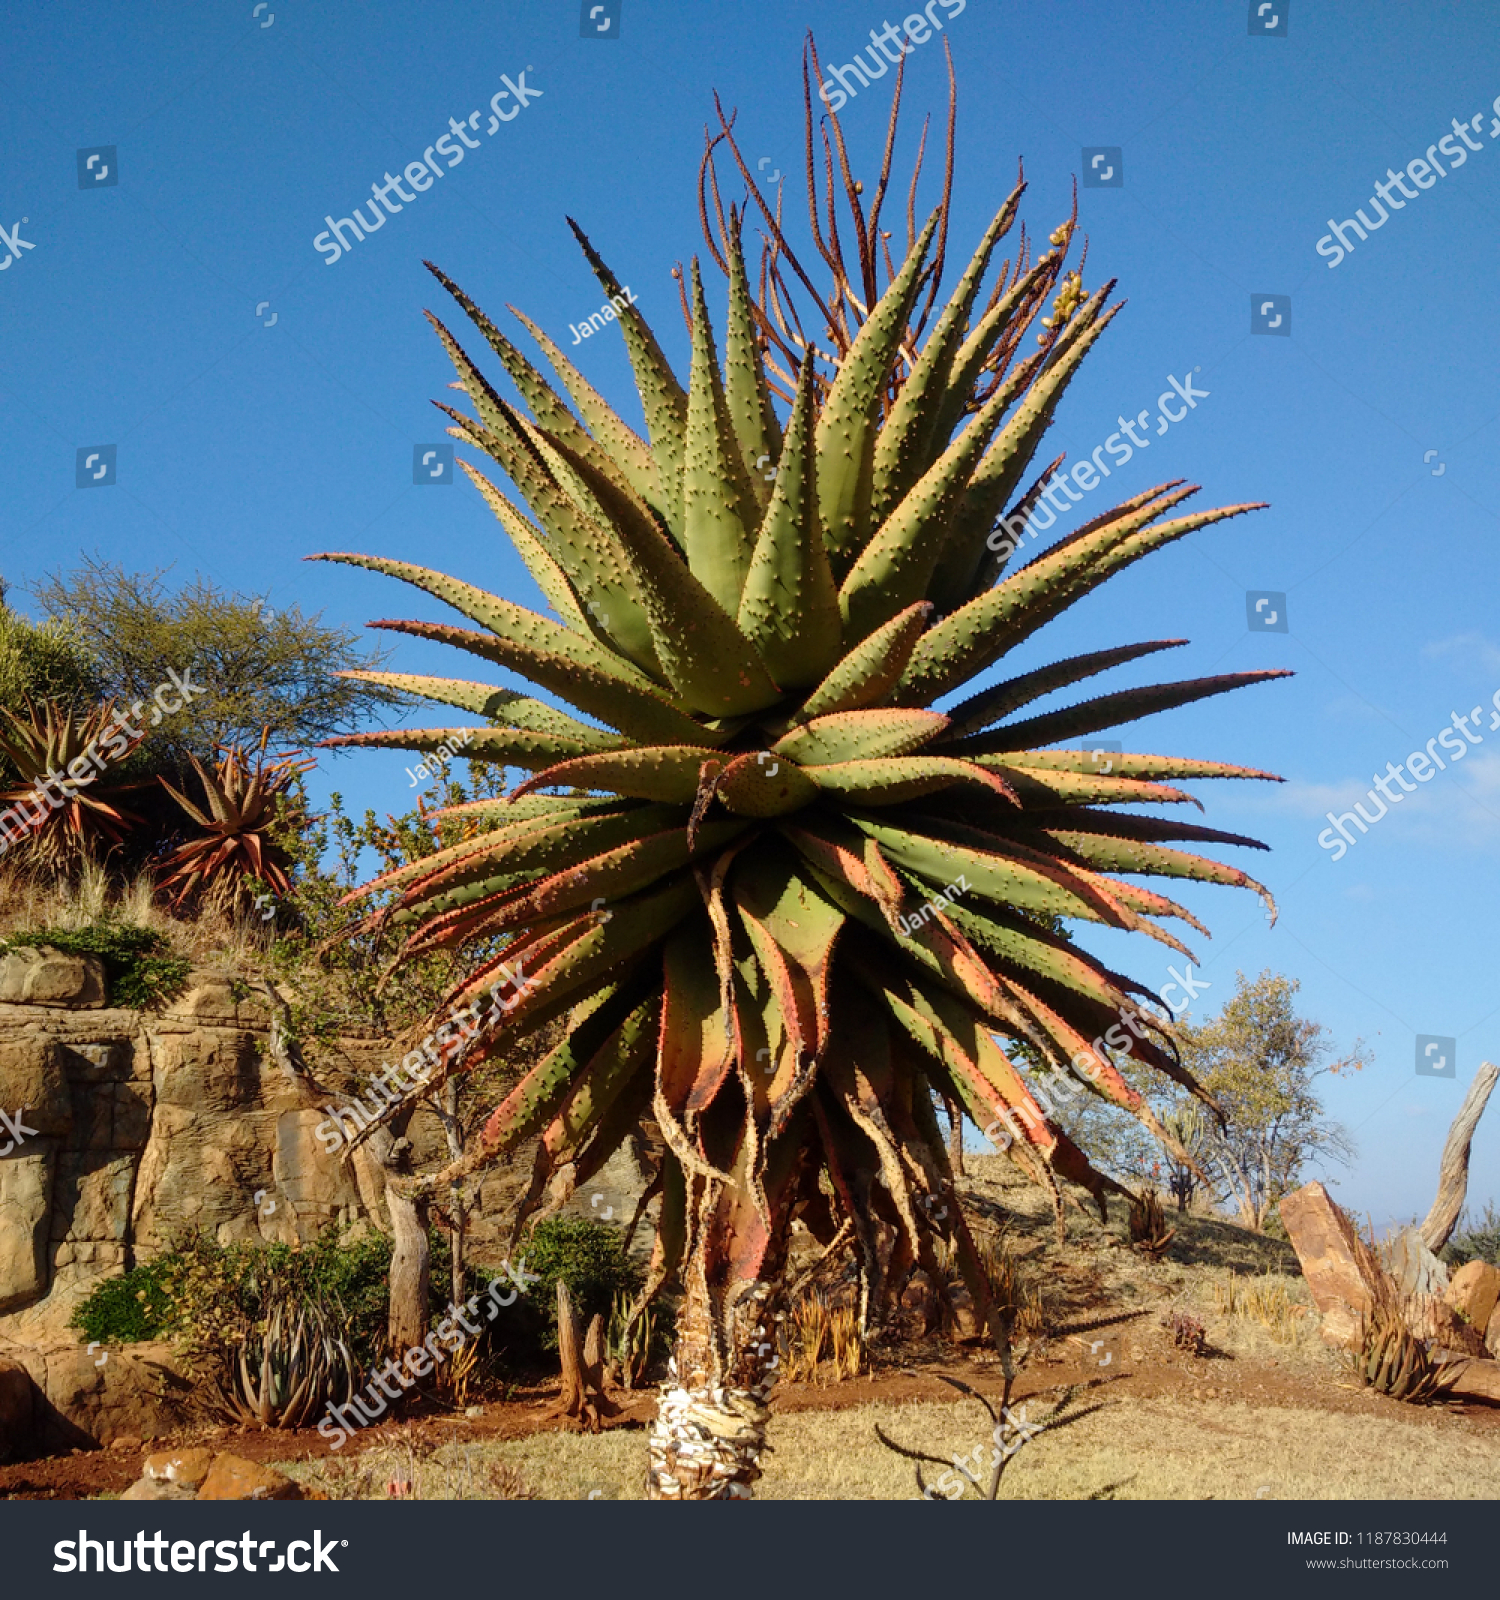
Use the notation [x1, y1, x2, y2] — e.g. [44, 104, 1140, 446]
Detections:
[1176, 969, 1362, 1231]
[315, 40, 1287, 1497]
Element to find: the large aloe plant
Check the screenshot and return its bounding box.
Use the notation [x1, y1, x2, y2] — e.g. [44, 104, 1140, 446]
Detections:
[315, 50, 1286, 1498]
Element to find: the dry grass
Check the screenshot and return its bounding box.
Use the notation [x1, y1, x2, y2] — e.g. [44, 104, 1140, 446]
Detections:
[0, 860, 271, 971]
[978, 1237, 1046, 1337]
[283, 1426, 538, 1501]
[1212, 1271, 1314, 1347]
[782, 1296, 865, 1383]
[290, 1392, 1500, 1501]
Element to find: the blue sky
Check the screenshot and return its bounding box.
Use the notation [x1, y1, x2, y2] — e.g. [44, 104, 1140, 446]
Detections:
[2, 0, 1498, 1228]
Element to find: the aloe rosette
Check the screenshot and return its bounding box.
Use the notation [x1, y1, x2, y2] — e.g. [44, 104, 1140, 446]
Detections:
[313, 64, 1286, 1497]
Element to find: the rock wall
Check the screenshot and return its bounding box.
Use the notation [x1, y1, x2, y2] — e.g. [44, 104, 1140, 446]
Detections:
[0, 947, 652, 1456]
[0, 957, 378, 1342]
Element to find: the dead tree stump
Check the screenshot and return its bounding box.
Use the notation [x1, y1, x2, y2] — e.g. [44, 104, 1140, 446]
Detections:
[549, 1281, 618, 1432]
[1420, 1061, 1498, 1254]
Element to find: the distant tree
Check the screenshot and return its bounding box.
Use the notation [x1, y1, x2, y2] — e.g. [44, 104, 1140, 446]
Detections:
[1178, 969, 1365, 1231]
[1444, 1201, 1500, 1270]
[1159, 1099, 1210, 1214]
[31, 557, 406, 767]
[259, 760, 556, 1356]
[0, 589, 97, 716]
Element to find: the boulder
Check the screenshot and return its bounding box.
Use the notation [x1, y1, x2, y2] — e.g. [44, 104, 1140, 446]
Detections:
[196, 1452, 305, 1501]
[0, 1038, 73, 1135]
[143, 1445, 216, 1489]
[120, 1474, 196, 1501]
[1446, 1260, 1500, 1337]
[0, 1148, 56, 1312]
[0, 1354, 36, 1462]
[0, 948, 106, 1008]
[1381, 1227, 1449, 1299]
[1404, 1291, 1486, 1358]
[0, 1339, 192, 1450]
[1443, 1358, 1500, 1406]
[1278, 1182, 1380, 1348]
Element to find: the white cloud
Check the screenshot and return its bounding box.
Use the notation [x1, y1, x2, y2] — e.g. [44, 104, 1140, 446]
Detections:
[1251, 750, 1500, 851]
[1421, 632, 1500, 672]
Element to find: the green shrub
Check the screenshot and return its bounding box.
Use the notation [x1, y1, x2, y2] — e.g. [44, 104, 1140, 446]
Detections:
[1444, 1202, 1500, 1270]
[68, 1256, 178, 1344]
[0, 921, 189, 1008]
[0, 603, 96, 725]
[70, 1231, 399, 1367]
[68, 1227, 513, 1371]
[517, 1217, 639, 1352]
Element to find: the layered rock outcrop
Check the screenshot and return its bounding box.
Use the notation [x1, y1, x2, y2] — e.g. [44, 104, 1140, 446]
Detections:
[0, 947, 651, 1458]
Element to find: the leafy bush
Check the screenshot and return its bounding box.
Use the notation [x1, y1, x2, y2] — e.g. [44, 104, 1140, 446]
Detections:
[1444, 1202, 1500, 1270]
[0, 601, 96, 728]
[68, 1256, 178, 1344]
[0, 921, 189, 1008]
[32, 557, 406, 766]
[71, 1231, 398, 1367]
[68, 1227, 514, 1373]
[517, 1218, 639, 1353]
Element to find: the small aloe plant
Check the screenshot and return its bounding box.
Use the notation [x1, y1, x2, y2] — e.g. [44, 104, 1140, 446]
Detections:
[0, 697, 144, 870]
[156, 728, 312, 914]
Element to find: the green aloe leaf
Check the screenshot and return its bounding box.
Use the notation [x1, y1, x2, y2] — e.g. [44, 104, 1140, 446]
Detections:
[810, 756, 1017, 807]
[942, 640, 1189, 740]
[870, 184, 1024, 523]
[567, 219, 688, 534]
[512, 744, 723, 804]
[772, 708, 947, 766]
[722, 218, 781, 506]
[737, 359, 842, 689]
[816, 211, 940, 567]
[951, 670, 1294, 754]
[507, 306, 662, 513]
[789, 601, 934, 725]
[681, 260, 757, 613]
[440, 403, 661, 675]
[534, 423, 781, 717]
[895, 494, 1266, 704]
[337, 671, 625, 750]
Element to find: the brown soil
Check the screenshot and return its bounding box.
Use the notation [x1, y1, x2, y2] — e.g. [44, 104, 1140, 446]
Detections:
[7, 1342, 1497, 1501]
[7, 1157, 1495, 1500]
